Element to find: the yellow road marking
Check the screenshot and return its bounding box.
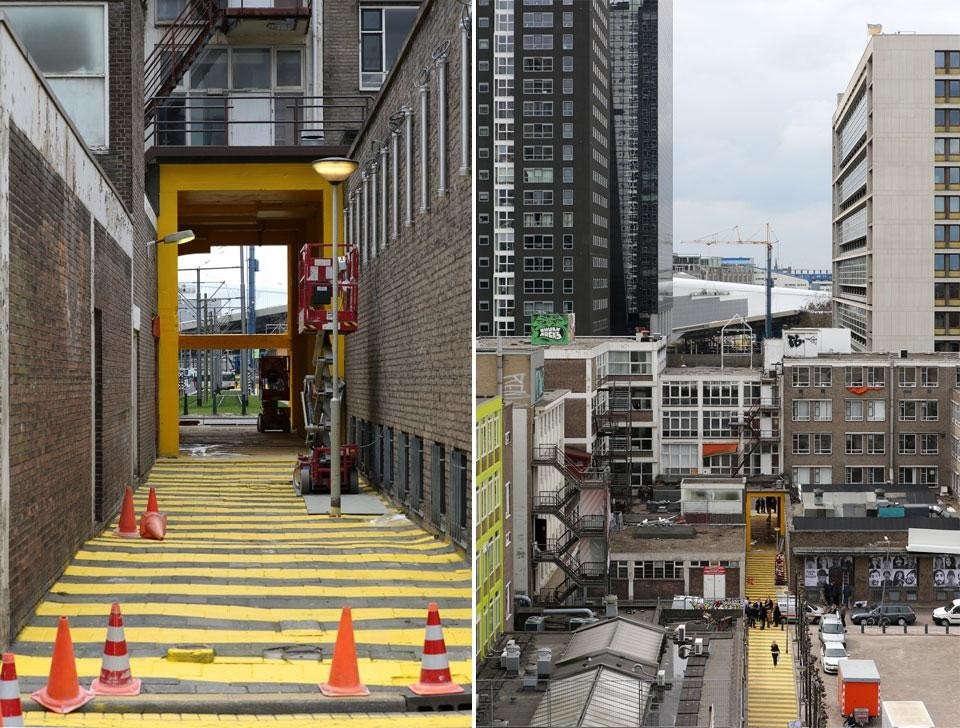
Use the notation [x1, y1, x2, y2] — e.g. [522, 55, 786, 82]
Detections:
[49, 583, 468, 598]
[64, 565, 470, 582]
[22, 713, 471, 726]
[73, 549, 464, 564]
[34, 603, 472, 622]
[17, 625, 471, 647]
[99, 532, 431, 543]
[12, 655, 473, 686]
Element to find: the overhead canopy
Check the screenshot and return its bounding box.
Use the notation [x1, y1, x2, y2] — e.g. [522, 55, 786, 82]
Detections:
[529, 666, 648, 728]
[558, 617, 664, 669]
[907, 528, 960, 555]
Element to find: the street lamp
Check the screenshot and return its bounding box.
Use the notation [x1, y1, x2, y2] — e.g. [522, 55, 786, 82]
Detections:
[311, 156, 358, 518]
[149, 230, 195, 246]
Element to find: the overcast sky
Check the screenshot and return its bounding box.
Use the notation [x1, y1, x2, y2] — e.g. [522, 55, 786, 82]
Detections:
[674, 0, 959, 270]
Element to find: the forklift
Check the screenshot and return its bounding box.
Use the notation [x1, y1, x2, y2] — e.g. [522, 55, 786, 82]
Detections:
[294, 243, 359, 496]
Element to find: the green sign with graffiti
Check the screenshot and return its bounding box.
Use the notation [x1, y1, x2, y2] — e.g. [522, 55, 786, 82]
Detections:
[530, 314, 571, 345]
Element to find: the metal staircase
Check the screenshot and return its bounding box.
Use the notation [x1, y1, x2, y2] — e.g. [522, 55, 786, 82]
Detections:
[144, 0, 226, 126]
[530, 445, 609, 604]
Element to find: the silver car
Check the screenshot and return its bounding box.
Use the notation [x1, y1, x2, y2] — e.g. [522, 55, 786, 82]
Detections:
[821, 643, 848, 674]
[818, 615, 846, 647]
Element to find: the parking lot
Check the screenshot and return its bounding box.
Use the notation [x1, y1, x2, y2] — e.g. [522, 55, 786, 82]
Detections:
[804, 607, 960, 726]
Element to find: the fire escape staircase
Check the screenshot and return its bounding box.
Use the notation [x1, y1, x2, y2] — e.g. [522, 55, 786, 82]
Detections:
[732, 403, 763, 476]
[144, 0, 227, 126]
[531, 445, 608, 601]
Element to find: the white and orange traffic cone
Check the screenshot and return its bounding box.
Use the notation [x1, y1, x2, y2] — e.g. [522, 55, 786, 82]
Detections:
[408, 603, 463, 695]
[1, 652, 25, 726]
[31, 616, 95, 713]
[91, 603, 141, 696]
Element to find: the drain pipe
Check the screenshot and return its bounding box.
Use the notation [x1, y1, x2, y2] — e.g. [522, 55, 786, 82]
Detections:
[543, 608, 595, 619]
[515, 594, 532, 607]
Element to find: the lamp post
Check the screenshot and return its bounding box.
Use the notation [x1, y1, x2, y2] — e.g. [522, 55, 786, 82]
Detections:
[311, 157, 358, 518]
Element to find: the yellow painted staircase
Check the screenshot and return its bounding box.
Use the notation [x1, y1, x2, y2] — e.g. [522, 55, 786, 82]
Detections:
[745, 546, 798, 728]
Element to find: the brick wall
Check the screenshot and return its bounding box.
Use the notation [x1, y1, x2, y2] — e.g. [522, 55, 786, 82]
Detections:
[94, 222, 133, 522]
[344, 0, 471, 550]
[7, 125, 95, 637]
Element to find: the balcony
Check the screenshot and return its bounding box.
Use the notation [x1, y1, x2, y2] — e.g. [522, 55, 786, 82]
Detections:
[218, 0, 312, 39]
[145, 94, 370, 158]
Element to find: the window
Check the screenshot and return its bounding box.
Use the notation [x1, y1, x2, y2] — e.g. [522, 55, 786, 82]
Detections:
[522, 34, 553, 50]
[922, 433, 939, 455]
[523, 190, 553, 205]
[523, 168, 553, 183]
[562, 56, 573, 72]
[703, 381, 738, 406]
[523, 57, 553, 72]
[662, 411, 697, 438]
[523, 79, 553, 95]
[522, 11, 553, 27]
[814, 433, 833, 455]
[523, 146, 553, 161]
[807, 367, 829, 388]
[899, 466, 939, 486]
[847, 433, 884, 455]
[523, 123, 553, 139]
[900, 400, 939, 421]
[899, 367, 917, 387]
[562, 279, 573, 294]
[523, 279, 553, 294]
[845, 399, 885, 422]
[899, 433, 917, 454]
[523, 257, 553, 272]
[702, 410, 734, 437]
[157, 0, 187, 22]
[662, 381, 698, 406]
[359, 5, 419, 90]
[921, 367, 940, 387]
[634, 561, 684, 580]
[792, 466, 832, 486]
[793, 400, 831, 422]
[846, 466, 886, 485]
[523, 101, 553, 117]
[792, 367, 810, 387]
[4, 4, 109, 147]
[792, 433, 810, 455]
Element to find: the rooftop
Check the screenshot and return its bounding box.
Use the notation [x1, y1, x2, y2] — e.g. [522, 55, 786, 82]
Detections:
[610, 524, 746, 557]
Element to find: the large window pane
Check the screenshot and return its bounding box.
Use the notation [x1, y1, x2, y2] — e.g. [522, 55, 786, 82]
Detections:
[275, 50, 302, 87]
[47, 78, 105, 146]
[232, 49, 270, 89]
[3, 5, 104, 73]
[190, 49, 228, 90]
[383, 7, 418, 70]
[361, 35, 382, 73]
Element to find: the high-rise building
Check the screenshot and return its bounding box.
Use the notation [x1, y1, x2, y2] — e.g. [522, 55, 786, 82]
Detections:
[476, 0, 613, 336]
[832, 31, 960, 353]
[609, 0, 673, 335]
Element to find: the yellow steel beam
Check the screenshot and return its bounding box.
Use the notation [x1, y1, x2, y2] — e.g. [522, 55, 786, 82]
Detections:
[179, 333, 291, 350]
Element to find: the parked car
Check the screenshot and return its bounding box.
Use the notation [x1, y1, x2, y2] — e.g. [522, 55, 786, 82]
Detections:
[776, 594, 825, 624]
[849, 603, 917, 626]
[932, 598, 960, 626]
[820, 643, 848, 674]
[818, 614, 847, 647]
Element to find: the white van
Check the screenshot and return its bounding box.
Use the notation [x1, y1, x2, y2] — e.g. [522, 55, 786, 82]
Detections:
[776, 594, 825, 624]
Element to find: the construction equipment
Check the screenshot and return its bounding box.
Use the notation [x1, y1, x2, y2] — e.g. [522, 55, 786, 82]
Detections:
[680, 224, 777, 338]
[294, 243, 360, 496]
[256, 355, 291, 433]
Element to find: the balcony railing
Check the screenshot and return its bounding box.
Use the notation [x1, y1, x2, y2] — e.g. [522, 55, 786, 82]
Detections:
[145, 94, 370, 149]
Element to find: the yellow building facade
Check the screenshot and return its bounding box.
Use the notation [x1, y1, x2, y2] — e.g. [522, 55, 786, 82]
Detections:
[475, 397, 505, 659]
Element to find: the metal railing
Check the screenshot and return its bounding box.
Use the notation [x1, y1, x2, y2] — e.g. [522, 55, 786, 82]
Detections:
[145, 94, 370, 148]
[218, 0, 310, 11]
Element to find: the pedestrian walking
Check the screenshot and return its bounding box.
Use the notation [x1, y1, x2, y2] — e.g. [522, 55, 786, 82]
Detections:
[773, 603, 783, 629]
[771, 640, 780, 667]
[840, 605, 847, 627]
[759, 604, 767, 630]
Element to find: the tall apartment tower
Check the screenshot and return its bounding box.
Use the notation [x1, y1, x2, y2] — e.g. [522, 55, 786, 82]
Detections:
[476, 0, 613, 336]
[609, 0, 673, 336]
[832, 31, 960, 353]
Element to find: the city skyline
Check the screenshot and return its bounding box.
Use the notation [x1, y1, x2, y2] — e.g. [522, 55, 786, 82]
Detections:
[675, 0, 959, 270]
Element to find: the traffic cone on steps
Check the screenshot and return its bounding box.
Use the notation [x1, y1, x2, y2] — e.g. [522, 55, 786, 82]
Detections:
[408, 603, 464, 695]
[31, 616, 94, 713]
[146, 487, 159, 513]
[91, 603, 141, 696]
[1, 652, 25, 727]
[114, 486, 138, 538]
[319, 606, 369, 696]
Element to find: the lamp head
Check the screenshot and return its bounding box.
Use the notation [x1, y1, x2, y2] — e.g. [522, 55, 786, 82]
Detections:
[154, 230, 195, 246]
[311, 156, 359, 184]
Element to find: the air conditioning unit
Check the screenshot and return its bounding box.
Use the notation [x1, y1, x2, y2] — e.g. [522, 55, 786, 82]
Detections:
[675, 624, 686, 643]
[656, 669, 666, 687]
[694, 637, 704, 656]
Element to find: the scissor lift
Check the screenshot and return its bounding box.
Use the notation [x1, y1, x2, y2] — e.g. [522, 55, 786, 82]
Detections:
[294, 243, 360, 496]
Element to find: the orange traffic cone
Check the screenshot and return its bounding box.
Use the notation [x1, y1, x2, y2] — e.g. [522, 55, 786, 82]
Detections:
[91, 603, 141, 696]
[31, 616, 95, 713]
[146, 487, 159, 513]
[1, 652, 25, 726]
[319, 606, 369, 696]
[114, 486, 138, 538]
[139, 511, 167, 540]
[408, 603, 463, 695]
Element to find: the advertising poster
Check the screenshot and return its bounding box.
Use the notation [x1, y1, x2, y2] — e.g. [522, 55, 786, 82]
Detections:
[932, 555, 960, 588]
[803, 555, 854, 587]
[867, 554, 919, 588]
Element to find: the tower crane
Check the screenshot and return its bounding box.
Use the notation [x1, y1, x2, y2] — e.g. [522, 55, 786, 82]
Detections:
[679, 224, 777, 339]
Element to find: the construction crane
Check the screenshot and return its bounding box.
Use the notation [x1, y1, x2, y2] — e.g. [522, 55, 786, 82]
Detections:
[680, 223, 777, 339]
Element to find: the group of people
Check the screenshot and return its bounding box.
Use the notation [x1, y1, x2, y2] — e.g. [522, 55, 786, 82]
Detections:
[745, 597, 782, 629]
[753, 496, 779, 515]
